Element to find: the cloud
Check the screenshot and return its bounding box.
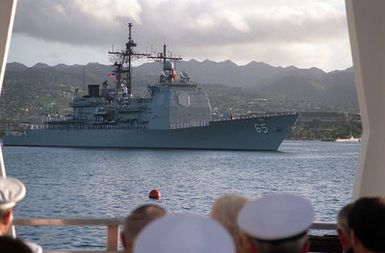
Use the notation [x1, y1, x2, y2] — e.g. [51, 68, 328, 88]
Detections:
[10, 0, 351, 71]
[72, 0, 142, 23]
[13, 0, 347, 45]
[9, 34, 109, 67]
[120, 0, 347, 52]
[13, 0, 141, 46]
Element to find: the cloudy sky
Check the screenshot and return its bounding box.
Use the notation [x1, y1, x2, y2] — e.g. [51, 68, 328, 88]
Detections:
[7, 0, 351, 72]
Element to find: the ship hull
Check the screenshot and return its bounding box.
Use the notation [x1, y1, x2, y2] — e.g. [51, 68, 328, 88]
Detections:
[3, 114, 298, 151]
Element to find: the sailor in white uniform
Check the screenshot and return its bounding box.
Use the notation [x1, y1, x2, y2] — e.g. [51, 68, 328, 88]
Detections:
[0, 177, 43, 253]
[133, 213, 235, 253]
[237, 193, 314, 253]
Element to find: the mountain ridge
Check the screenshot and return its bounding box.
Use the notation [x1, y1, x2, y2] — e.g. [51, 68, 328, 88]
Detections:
[1, 60, 357, 124]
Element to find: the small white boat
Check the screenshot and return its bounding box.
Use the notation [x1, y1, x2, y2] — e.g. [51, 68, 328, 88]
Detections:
[335, 136, 361, 143]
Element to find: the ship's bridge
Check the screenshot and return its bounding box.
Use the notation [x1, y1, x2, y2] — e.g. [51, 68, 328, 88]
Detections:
[148, 69, 212, 130]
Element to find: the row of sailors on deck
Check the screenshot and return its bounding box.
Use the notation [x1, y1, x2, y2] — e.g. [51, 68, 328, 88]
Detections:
[0, 177, 384, 253]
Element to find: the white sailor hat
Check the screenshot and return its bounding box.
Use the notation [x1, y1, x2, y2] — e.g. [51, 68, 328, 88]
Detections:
[238, 193, 314, 242]
[0, 177, 26, 210]
[134, 213, 235, 253]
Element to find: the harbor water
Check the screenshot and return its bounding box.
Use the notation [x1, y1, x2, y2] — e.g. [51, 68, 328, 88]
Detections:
[2, 140, 359, 250]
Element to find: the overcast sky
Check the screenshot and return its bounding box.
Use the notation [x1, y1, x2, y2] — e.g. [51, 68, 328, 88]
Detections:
[7, 0, 352, 72]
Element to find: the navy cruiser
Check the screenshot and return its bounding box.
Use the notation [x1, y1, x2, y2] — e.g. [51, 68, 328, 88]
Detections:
[3, 23, 298, 151]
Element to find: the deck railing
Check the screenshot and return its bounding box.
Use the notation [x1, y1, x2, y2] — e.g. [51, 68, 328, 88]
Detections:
[14, 218, 124, 253]
[13, 218, 337, 253]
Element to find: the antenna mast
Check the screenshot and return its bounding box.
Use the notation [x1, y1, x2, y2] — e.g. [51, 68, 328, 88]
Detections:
[108, 23, 149, 97]
[148, 44, 183, 71]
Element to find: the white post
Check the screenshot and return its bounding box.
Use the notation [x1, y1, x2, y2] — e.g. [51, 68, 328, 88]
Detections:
[0, 1, 18, 238]
[0, 0, 18, 178]
[0, 0, 18, 94]
[346, 0, 385, 199]
[0, 144, 6, 178]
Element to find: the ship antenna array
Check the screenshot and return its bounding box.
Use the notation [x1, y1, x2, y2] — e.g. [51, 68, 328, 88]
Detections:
[108, 23, 150, 97]
[147, 44, 183, 71]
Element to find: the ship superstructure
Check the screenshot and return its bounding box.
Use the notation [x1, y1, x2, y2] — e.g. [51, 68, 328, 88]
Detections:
[49, 24, 212, 131]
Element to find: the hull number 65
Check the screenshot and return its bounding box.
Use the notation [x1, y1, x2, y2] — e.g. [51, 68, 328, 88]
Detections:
[254, 123, 269, 134]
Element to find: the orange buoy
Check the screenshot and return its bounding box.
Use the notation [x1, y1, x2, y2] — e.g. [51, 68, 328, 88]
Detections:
[149, 189, 161, 200]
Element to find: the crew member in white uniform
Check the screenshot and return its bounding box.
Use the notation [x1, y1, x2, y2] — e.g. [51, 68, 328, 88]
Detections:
[238, 193, 314, 253]
[0, 177, 42, 253]
[134, 213, 235, 253]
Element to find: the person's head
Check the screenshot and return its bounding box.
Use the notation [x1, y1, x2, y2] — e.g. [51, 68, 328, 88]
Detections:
[337, 203, 353, 252]
[133, 214, 235, 253]
[0, 177, 26, 236]
[0, 236, 32, 253]
[238, 193, 314, 253]
[121, 204, 166, 253]
[348, 197, 385, 253]
[211, 194, 253, 253]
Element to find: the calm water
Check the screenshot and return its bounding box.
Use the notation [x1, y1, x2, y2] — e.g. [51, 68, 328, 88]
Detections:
[2, 140, 359, 250]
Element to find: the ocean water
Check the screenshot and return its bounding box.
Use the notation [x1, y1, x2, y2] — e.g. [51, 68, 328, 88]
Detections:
[2, 140, 359, 250]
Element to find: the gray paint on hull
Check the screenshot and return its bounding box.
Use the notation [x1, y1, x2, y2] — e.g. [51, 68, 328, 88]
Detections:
[4, 114, 298, 151]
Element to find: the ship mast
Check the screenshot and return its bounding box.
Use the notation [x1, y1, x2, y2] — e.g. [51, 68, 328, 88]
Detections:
[148, 44, 183, 71]
[108, 23, 149, 97]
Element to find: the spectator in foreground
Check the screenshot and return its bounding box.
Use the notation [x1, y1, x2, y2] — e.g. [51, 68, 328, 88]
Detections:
[0, 177, 42, 253]
[348, 197, 385, 253]
[238, 193, 314, 253]
[337, 203, 354, 253]
[0, 177, 26, 237]
[133, 213, 235, 253]
[211, 194, 254, 253]
[0, 236, 32, 253]
[121, 204, 166, 253]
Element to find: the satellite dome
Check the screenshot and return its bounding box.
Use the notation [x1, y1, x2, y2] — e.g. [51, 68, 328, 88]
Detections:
[165, 61, 174, 70]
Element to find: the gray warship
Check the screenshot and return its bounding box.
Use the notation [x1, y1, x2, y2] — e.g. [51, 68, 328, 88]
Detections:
[3, 23, 298, 150]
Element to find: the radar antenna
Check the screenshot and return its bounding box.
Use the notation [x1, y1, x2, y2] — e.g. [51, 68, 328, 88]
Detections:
[147, 45, 183, 71]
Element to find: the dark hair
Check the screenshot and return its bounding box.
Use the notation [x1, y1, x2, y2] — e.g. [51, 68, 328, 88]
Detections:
[130, 204, 165, 216]
[122, 204, 166, 251]
[348, 197, 385, 252]
[0, 236, 32, 253]
[337, 203, 353, 235]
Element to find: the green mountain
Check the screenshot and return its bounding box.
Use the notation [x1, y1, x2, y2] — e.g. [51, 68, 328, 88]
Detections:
[0, 61, 358, 126]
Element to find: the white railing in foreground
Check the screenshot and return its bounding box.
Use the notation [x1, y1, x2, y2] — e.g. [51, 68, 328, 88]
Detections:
[14, 218, 124, 253]
[14, 218, 336, 253]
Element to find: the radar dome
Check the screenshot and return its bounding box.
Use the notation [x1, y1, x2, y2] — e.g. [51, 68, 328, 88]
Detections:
[165, 61, 174, 70]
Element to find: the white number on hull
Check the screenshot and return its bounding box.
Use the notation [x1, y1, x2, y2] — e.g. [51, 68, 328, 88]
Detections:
[254, 123, 269, 134]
